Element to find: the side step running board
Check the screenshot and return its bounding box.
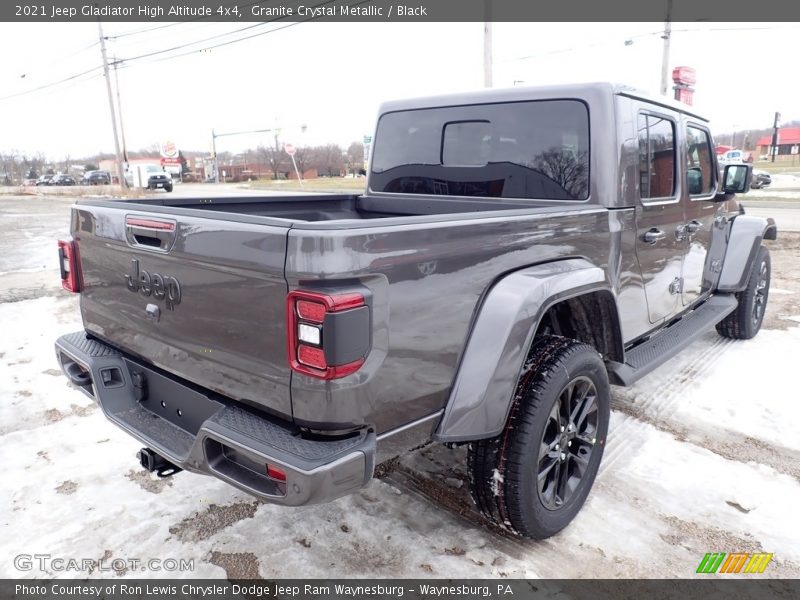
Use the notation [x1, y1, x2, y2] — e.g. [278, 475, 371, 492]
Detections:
[607, 295, 738, 386]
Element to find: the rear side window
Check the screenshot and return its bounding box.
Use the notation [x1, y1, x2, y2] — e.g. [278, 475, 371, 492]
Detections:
[638, 114, 676, 199]
[370, 100, 590, 200]
[686, 126, 715, 195]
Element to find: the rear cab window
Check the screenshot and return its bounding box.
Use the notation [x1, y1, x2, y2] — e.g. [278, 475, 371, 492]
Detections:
[637, 113, 677, 201]
[686, 125, 716, 197]
[370, 100, 590, 201]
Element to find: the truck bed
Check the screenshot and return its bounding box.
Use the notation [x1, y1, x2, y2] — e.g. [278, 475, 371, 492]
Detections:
[70, 191, 611, 433]
[101, 193, 564, 223]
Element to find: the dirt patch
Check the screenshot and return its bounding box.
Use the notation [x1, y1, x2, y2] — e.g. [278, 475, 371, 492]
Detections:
[169, 501, 261, 542]
[42, 369, 62, 376]
[70, 403, 98, 417]
[725, 500, 751, 514]
[330, 538, 410, 575]
[208, 551, 261, 579]
[762, 235, 800, 331]
[55, 480, 78, 495]
[654, 515, 799, 577]
[16, 390, 32, 397]
[125, 469, 175, 495]
[660, 515, 762, 553]
[43, 408, 64, 422]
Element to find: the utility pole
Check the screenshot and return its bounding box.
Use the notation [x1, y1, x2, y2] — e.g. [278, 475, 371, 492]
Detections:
[770, 111, 781, 163]
[483, 0, 492, 87]
[97, 20, 126, 189]
[483, 22, 492, 87]
[112, 56, 128, 165]
[212, 129, 219, 183]
[660, 0, 673, 96]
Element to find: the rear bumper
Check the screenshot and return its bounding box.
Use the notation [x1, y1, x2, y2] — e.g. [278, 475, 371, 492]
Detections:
[55, 331, 375, 506]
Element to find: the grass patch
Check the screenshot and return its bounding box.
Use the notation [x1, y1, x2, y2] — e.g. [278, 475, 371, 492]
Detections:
[247, 177, 366, 194]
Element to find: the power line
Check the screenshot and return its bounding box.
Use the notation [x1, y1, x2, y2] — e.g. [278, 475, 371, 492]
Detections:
[501, 23, 800, 65]
[16, 40, 100, 78]
[116, 0, 371, 69]
[105, 0, 267, 40]
[0, 65, 103, 101]
[0, 0, 372, 103]
[111, 21, 271, 65]
[105, 22, 188, 40]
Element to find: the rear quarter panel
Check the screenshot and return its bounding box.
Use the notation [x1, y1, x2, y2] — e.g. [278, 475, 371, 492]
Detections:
[286, 207, 634, 433]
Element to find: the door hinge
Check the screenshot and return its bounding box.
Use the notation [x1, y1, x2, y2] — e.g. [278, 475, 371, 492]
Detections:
[669, 277, 683, 295]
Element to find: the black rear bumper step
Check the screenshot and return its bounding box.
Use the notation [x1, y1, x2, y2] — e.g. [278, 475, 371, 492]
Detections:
[55, 331, 375, 506]
[607, 295, 738, 386]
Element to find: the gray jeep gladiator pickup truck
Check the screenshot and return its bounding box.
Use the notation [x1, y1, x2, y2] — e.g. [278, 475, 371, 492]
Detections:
[55, 83, 776, 539]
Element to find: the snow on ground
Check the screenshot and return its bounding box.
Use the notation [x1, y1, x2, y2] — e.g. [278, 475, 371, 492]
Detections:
[2, 194, 800, 579]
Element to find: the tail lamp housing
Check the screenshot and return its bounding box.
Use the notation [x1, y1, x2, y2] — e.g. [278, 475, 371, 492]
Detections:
[57, 239, 82, 293]
[287, 290, 370, 380]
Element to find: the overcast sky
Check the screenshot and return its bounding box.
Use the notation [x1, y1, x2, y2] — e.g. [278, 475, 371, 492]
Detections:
[1, 21, 798, 160]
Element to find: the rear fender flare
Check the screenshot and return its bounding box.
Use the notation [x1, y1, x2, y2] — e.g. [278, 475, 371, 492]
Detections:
[718, 215, 777, 292]
[434, 259, 612, 443]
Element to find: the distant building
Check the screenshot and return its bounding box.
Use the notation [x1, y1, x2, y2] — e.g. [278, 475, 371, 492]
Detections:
[755, 128, 800, 161]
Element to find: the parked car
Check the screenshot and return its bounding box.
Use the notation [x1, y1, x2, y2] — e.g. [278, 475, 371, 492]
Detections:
[750, 169, 772, 189]
[125, 164, 173, 192]
[81, 170, 111, 186]
[49, 174, 76, 186]
[718, 149, 753, 165]
[35, 175, 53, 186]
[55, 82, 775, 540]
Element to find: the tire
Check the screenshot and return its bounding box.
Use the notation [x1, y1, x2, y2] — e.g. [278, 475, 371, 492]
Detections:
[164, 183, 173, 192]
[467, 335, 610, 539]
[716, 245, 771, 340]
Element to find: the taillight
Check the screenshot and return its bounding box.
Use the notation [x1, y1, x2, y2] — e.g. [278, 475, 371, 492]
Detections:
[266, 464, 286, 482]
[287, 290, 369, 380]
[57, 239, 81, 293]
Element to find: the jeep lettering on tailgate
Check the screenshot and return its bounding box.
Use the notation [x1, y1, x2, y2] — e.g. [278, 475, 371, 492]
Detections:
[125, 258, 181, 310]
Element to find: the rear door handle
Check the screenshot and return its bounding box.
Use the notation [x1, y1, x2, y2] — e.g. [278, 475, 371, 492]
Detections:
[643, 228, 666, 244]
[686, 220, 703, 234]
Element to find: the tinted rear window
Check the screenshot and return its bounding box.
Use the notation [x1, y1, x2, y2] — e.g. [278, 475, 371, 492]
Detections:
[370, 100, 590, 200]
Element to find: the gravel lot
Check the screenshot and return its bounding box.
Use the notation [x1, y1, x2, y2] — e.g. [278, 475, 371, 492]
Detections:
[1, 193, 799, 579]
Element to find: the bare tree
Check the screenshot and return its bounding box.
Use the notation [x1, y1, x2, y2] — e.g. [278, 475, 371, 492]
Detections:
[532, 149, 589, 199]
[345, 141, 365, 175]
[257, 134, 287, 179]
[292, 146, 313, 175]
[312, 143, 345, 177]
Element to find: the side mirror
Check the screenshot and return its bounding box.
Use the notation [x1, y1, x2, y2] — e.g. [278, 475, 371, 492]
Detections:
[722, 163, 752, 195]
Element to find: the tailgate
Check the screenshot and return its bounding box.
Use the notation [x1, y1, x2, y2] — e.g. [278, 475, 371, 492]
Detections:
[72, 203, 292, 418]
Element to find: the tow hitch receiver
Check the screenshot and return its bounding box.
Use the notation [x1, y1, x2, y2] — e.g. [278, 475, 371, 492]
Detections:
[137, 448, 182, 478]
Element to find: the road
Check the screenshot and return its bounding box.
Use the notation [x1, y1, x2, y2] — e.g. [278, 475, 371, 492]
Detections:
[1, 193, 799, 579]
